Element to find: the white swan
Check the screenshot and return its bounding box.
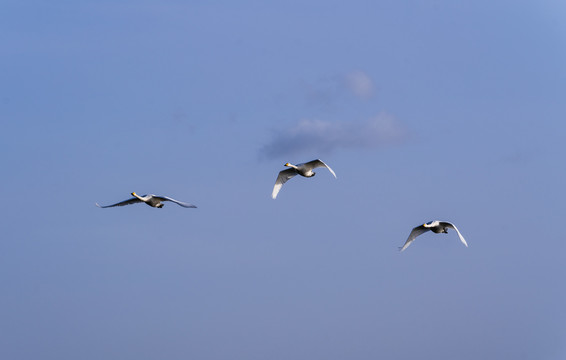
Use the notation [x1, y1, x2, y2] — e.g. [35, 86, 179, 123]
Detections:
[96, 192, 197, 208]
[399, 220, 468, 252]
[272, 159, 337, 199]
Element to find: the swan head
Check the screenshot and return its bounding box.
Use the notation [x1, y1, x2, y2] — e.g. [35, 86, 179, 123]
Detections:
[284, 163, 291, 167]
[131, 192, 137, 196]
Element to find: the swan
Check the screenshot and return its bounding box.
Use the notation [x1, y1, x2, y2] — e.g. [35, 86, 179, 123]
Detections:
[96, 192, 197, 208]
[399, 220, 468, 252]
[272, 159, 336, 199]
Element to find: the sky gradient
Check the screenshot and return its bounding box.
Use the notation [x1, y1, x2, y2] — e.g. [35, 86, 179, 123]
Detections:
[1, 1, 566, 359]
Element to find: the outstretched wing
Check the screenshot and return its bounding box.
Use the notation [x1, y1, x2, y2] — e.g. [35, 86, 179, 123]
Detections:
[95, 197, 141, 208]
[399, 225, 430, 252]
[304, 159, 337, 178]
[272, 168, 298, 199]
[440, 221, 468, 247]
[154, 196, 197, 208]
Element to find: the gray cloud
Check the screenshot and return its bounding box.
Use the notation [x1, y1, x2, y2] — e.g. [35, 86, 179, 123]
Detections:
[261, 113, 406, 159]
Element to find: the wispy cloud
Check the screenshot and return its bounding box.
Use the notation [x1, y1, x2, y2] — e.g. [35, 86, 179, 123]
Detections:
[344, 71, 375, 99]
[303, 70, 376, 108]
[260, 113, 406, 159]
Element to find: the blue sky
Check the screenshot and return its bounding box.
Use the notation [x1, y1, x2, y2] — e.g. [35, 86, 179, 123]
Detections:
[1, 1, 565, 359]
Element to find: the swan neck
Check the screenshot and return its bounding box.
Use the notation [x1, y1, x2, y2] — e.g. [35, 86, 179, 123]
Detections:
[132, 192, 145, 201]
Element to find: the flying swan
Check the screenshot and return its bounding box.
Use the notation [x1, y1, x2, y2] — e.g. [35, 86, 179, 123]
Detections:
[399, 220, 468, 252]
[272, 159, 337, 199]
[96, 192, 197, 209]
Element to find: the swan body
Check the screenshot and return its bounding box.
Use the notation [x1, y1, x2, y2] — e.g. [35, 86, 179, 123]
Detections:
[399, 220, 468, 252]
[272, 159, 336, 199]
[96, 192, 197, 209]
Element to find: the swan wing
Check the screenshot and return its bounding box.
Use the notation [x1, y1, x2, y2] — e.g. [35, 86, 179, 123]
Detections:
[272, 168, 298, 199]
[95, 197, 142, 208]
[304, 159, 337, 178]
[399, 225, 430, 252]
[154, 196, 197, 208]
[440, 221, 468, 247]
